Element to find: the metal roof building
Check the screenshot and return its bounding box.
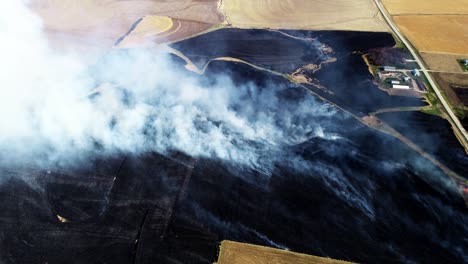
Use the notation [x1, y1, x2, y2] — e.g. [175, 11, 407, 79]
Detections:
[392, 84, 410, 89]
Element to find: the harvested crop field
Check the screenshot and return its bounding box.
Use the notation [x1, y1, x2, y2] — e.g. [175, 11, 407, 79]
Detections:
[115, 15, 173, 47]
[382, 0, 468, 15]
[29, 0, 223, 51]
[220, 0, 389, 32]
[433, 73, 468, 107]
[433, 73, 467, 107]
[393, 15, 468, 54]
[436, 73, 468, 87]
[217, 241, 353, 264]
[421, 52, 468, 73]
[116, 17, 215, 48]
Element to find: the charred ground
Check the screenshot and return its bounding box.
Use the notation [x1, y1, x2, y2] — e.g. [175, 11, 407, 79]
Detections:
[0, 29, 467, 264]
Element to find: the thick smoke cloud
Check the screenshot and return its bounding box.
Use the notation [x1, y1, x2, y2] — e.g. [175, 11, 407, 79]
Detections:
[0, 0, 339, 171]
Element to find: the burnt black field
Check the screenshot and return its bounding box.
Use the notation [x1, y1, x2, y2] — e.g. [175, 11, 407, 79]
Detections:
[173, 29, 425, 115]
[378, 111, 468, 178]
[1, 29, 468, 264]
[170, 29, 318, 73]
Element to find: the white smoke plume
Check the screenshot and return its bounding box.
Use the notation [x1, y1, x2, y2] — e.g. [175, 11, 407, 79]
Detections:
[0, 0, 339, 171]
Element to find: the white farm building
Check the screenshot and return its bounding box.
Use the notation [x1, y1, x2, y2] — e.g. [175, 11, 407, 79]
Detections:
[392, 84, 410, 89]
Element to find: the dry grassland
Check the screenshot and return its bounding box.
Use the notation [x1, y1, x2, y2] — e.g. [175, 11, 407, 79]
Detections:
[382, 0, 468, 15]
[220, 0, 389, 32]
[29, 0, 223, 50]
[393, 15, 468, 54]
[421, 53, 468, 73]
[216, 241, 354, 264]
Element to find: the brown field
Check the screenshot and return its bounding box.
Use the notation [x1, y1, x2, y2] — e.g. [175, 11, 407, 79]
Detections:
[421, 52, 468, 73]
[437, 73, 468, 87]
[220, 0, 389, 32]
[433, 73, 463, 107]
[216, 241, 354, 264]
[382, 0, 468, 15]
[432, 73, 468, 107]
[393, 15, 468, 54]
[29, 0, 223, 51]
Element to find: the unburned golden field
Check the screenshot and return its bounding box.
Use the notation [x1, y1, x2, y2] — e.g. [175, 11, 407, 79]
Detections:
[216, 241, 354, 264]
[382, 0, 468, 15]
[393, 15, 468, 55]
[29, 0, 222, 51]
[116, 16, 173, 47]
[220, 0, 389, 32]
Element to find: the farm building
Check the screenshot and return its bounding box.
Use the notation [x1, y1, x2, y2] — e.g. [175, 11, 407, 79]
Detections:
[392, 84, 410, 89]
[383, 66, 396, 71]
[412, 69, 420, 76]
[391, 80, 400, 84]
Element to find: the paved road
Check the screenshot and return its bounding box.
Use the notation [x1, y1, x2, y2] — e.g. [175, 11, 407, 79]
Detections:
[374, 0, 468, 149]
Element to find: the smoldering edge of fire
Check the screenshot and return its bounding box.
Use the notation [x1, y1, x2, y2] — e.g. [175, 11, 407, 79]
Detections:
[0, 0, 341, 173]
